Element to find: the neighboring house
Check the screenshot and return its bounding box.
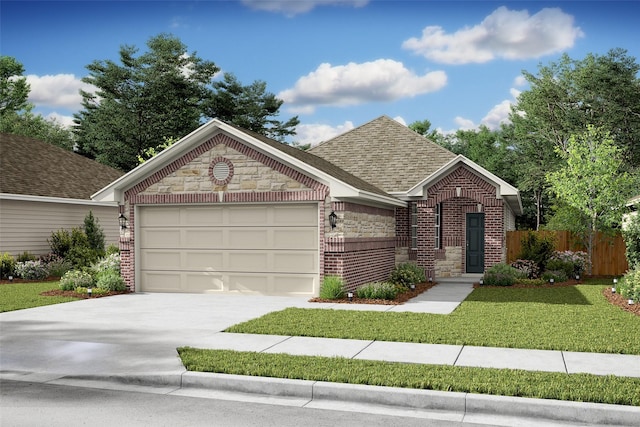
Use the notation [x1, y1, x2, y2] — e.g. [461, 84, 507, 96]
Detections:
[623, 195, 640, 230]
[0, 133, 124, 256]
[93, 116, 522, 296]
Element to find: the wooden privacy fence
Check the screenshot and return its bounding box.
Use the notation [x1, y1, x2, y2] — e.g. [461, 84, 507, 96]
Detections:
[506, 230, 629, 276]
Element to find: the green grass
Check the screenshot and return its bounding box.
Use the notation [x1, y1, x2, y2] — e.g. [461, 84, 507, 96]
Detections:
[178, 348, 640, 406]
[226, 282, 640, 354]
[0, 281, 80, 312]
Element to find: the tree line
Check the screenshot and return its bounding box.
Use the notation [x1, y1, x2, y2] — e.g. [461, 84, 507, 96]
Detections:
[2, 35, 639, 251]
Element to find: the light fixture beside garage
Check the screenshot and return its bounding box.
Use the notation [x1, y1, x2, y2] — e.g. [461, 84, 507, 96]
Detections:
[118, 212, 128, 231]
[329, 211, 338, 229]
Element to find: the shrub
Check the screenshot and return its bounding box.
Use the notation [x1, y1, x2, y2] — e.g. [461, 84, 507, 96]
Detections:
[319, 275, 345, 299]
[619, 269, 640, 303]
[518, 232, 556, 271]
[622, 212, 640, 269]
[66, 244, 100, 269]
[95, 269, 126, 291]
[390, 263, 426, 287]
[483, 263, 527, 286]
[356, 282, 401, 300]
[16, 251, 37, 262]
[516, 278, 547, 286]
[510, 259, 541, 279]
[59, 270, 94, 291]
[0, 252, 16, 279]
[106, 244, 120, 256]
[84, 211, 106, 258]
[14, 260, 49, 280]
[549, 250, 590, 277]
[48, 229, 73, 258]
[541, 270, 568, 283]
[93, 253, 121, 274]
[545, 258, 575, 279]
[43, 255, 73, 278]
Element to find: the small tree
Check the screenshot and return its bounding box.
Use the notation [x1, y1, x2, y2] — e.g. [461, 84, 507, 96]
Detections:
[84, 211, 106, 257]
[546, 125, 635, 273]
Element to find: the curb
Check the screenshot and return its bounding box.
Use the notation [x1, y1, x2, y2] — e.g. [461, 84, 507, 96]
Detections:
[181, 372, 640, 426]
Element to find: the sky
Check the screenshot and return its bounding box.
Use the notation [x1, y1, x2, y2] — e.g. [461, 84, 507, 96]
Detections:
[2, 0, 639, 145]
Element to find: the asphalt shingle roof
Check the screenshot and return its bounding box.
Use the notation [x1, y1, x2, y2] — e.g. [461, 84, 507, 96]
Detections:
[0, 133, 124, 199]
[227, 124, 391, 197]
[309, 116, 457, 193]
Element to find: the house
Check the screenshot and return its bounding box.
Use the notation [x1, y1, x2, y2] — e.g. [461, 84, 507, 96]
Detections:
[92, 116, 522, 296]
[0, 133, 124, 256]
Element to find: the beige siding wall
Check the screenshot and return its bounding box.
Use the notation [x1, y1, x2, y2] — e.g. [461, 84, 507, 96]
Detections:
[0, 198, 119, 257]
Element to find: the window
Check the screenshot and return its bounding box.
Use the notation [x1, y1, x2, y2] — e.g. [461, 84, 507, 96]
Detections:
[411, 203, 418, 249]
[435, 203, 442, 249]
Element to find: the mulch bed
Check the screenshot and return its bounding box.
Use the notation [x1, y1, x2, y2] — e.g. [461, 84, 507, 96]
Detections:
[39, 289, 131, 299]
[603, 287, 640, 316]
[309, 281, 438, 305]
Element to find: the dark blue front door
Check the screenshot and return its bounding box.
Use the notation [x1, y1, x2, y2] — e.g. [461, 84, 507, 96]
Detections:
[466, 213, 485, 273]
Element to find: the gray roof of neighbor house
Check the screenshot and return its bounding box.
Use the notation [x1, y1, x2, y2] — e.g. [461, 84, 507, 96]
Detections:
[0, 133, 124, 200]
[309, 115, 457, 193]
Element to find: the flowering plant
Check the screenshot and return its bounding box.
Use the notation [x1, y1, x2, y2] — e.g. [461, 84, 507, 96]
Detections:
[14, 260, 49, 280]
[510, 259, 541, 279]
[549, 251, 590, 276]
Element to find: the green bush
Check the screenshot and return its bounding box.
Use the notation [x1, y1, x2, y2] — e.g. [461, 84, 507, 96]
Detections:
[390, 263, 426, 287]
[41, 254, 72, 278]
[518, 232, 556, 271]
[106, 244, 120, 256]
[541, 270, 568, 283]
[48, 229, 73, 259]
[619, 269, 640, 302]
[356, 282, 401, 300]
[59, 270, 94, 291]
[319, 275, 345, 299]
[483, 263, 527, 286]
[14, 260, 49, 280]
[84, 211, 106, 258]
[16, 251, 37, 262]
[516, 278, 547, 286]
[96, 269, 126, 291]
[545, 259, 575, 279]
[550, 251, 590, 277]
[0, 252, 16, 279]
[622, 212, 640, 269]
[510, 259, 541, 279]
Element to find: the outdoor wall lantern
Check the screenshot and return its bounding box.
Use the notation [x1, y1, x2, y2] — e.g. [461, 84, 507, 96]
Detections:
[118, 213, 128, 231]
[329, 211, 338, 229]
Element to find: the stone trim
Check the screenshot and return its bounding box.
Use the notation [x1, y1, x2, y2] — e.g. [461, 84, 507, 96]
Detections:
[130, 190, 327, 205]
[325, 236, 396, 252]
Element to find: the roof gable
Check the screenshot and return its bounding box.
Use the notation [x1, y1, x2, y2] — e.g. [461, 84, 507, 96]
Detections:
[309, 116, 457, 193]
[92, 119, 404, 208]
[0, 133, 124, 200]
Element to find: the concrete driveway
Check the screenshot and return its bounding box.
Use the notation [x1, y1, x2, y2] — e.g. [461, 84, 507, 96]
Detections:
[0, 293, 312, 381]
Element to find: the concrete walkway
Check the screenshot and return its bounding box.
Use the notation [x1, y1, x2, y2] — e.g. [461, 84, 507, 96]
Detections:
[2, 280, 639, 426]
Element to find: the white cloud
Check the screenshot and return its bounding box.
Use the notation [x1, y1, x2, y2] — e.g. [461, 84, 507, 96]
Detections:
[402, 6, 584, 64]
[279, 59, 447, 113]
[44, 112, 76, 128]
[513, 75, 527, 87]
[480, 99, 513, 130]
[294, 121, 355, 146]
[454, 116, 476, 130]
[241, 0, 368, 16]
[392, 116, 406, 126]
[26, 74, 95, 110]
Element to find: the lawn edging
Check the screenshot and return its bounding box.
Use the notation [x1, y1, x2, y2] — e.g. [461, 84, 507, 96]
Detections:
[180, 370, 640, 425]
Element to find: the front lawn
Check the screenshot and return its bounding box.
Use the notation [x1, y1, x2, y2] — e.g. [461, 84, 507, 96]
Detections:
[0, 281, 80, 312]
[178, 348, 640, 406]
[227, 281, 640, 354]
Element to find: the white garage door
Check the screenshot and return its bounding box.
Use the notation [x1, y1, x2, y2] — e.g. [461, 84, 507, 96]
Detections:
[138, 204, 318, 295]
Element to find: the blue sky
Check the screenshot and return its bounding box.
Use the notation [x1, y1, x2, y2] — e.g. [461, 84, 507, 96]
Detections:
[2, 0, 639, 145]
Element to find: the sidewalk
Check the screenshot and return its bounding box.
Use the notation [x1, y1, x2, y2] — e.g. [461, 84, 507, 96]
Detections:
[2, 280, 639, 426]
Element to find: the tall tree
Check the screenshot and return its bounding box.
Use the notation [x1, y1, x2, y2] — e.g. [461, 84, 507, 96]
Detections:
[546, 125, 637, 273]
[203, 72, 299, 142]
[0, 56, 75, 150]
[0, 56, 30, 117]
[511, 48, 640, 168]
[74, 34, 220, 171]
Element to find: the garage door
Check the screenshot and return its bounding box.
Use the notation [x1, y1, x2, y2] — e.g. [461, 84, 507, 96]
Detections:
[138, 204, 318, 295]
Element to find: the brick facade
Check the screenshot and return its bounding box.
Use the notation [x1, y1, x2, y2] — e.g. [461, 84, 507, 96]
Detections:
[409, 165, 505, 278]
[323, 202, 396, 289]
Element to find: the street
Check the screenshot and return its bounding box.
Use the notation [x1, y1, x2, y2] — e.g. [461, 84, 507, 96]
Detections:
[0, 380, 496, 427]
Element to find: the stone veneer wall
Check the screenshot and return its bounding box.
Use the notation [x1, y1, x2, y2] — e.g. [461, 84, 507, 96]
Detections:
[119, 133, 329, 292]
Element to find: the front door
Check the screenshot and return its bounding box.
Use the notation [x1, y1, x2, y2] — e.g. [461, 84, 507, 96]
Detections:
[466, 213, 485, 273]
